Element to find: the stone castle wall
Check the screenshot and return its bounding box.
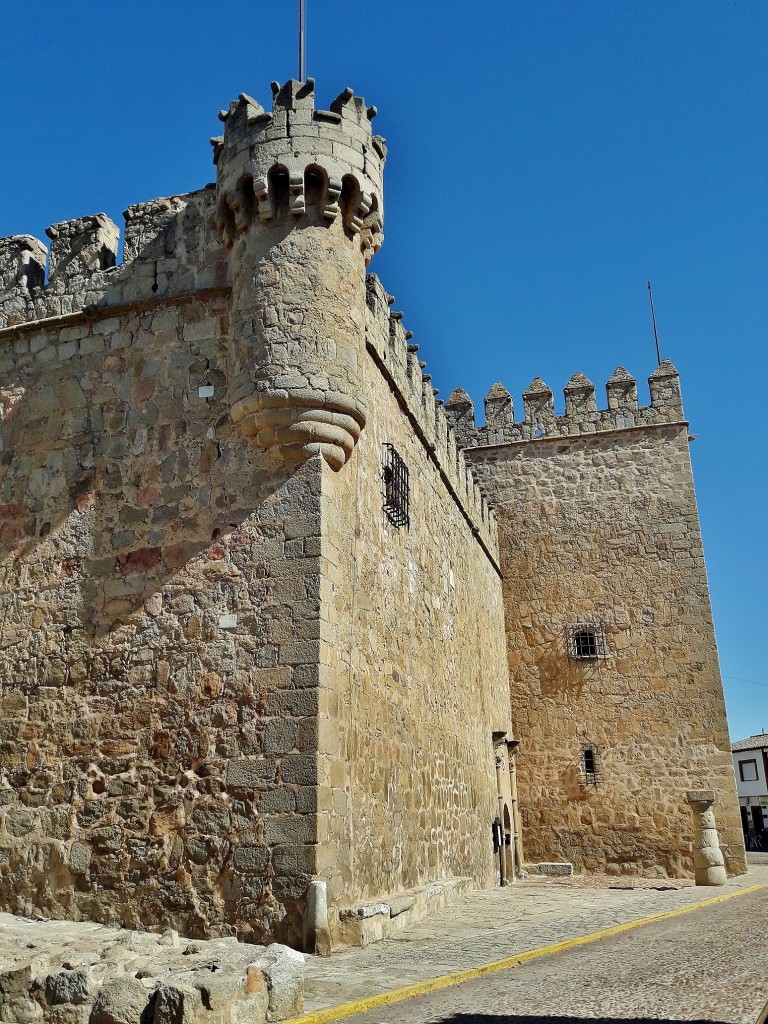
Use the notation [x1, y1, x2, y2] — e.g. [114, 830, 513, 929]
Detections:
[0, 142, 510, 948]
[315, 278, 511, 933]
[0, 191, 335, 947]
[0, 74, 745, 955]
[460, 372, 746, 878]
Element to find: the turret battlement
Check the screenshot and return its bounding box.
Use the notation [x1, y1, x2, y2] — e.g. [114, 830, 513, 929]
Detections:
[0, 80, 384, 336]
[445, 362, 684, 447]
[365, 274, 499, 560]
[212, 80, 385, 263]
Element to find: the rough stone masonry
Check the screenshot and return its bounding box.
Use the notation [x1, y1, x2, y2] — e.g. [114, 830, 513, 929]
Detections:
[0, 76, 744, 954]
[0, 911, 305, 1024]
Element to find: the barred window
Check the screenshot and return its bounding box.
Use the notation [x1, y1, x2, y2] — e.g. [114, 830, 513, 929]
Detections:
[580, 744, 601, 787]
[566, 622, 607, 660]
[382, 443, 409, 528]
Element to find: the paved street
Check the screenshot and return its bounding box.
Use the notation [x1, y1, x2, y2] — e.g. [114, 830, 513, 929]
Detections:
[323, 881, 768, 1024]
[301, 863, 768, 1023]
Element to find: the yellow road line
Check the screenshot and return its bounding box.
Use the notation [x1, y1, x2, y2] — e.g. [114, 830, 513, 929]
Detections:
[285, 883, 768, 1024]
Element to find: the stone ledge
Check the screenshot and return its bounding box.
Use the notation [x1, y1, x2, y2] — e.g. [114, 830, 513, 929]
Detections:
[336, 876, 474, 947]
[529, 862, 575, 877]
[0, 285, 230, 341]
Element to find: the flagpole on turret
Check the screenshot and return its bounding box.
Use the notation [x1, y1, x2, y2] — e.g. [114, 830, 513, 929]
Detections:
[647, 280, 662, 367]
[299, 0, 306, 81]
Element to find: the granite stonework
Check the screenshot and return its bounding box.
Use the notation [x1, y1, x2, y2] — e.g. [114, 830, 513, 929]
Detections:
[0, 76, 744, 956]
[0, 911, 303, 1023]
[453, 372, 746, 879]
[0, 80, 512, 951]
[320, 276, 509, 934]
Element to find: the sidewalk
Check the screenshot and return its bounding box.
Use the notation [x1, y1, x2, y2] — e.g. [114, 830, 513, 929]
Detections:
[303, 864, 768, 1015]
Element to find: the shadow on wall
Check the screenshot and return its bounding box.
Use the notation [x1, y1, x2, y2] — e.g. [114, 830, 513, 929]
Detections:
[536, 645, 599, 701]
[0, 206, 325, 945]
[0, 193, 308, 641]
[0, 310, 298, 639]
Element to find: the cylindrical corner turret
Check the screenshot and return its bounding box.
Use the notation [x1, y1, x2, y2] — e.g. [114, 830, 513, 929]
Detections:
[213, 80, 386, 470]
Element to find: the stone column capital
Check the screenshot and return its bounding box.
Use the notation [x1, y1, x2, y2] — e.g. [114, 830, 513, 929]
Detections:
[686, 789, 716, 808]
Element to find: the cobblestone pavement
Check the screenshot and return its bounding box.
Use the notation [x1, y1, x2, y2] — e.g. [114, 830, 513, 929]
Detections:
[303, 866, 768, 1016]
[322, 882, 768, 1024]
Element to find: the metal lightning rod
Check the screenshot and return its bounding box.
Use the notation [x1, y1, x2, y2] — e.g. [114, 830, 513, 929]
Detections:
[647, 280, 662, 367]
[299, 0, 306, 82]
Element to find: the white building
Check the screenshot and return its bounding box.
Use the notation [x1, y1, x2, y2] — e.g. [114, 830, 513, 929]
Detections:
[732, 734, 768, 843]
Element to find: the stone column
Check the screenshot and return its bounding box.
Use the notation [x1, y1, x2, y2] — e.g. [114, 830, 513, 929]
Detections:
[687, 789, 727, 886]
[509, 743, 524, 874]
[303, 879, 332, 956]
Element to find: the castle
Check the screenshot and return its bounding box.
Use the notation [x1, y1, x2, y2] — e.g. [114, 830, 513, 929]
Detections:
[0, 79, 745, 951]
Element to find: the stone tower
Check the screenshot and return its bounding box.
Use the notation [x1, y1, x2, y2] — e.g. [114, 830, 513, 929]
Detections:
[213, 80, 385, 471]
[448, 366, 746, 879]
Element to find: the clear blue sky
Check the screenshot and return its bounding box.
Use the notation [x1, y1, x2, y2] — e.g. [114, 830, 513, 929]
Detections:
[1, 1, 766, 742]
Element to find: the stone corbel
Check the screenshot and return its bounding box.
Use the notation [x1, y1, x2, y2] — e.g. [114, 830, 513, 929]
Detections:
[231, 389, 367, 472]
[289, 173, 306, 217]
[323, 177, 342, 221]
[253, 177, 275, 223]
[348, 192, 372, 235]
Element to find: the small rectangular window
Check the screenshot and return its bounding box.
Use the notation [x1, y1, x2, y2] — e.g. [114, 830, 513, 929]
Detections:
[739, 759, 759, 782]
[566, 622, 607, 660]
[382, 444, 409, 528]
[580, 743, 600, 787]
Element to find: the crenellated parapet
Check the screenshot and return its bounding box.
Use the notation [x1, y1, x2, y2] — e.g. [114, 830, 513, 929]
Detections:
[445, 361, 685, 447]
[443, 389, 475, 447]
[0, 79, 384, 474]
[484, 382, 513, 430]
[606, 365, 638, 410]
[0, 235, 46, 293]
[212, 79, 385, 264]
[365, 274, 499, 564]
[123, 195, 189, 262]
[0, 213, 121, 324]
[0, 188, 227, 330]
[47, 214, 119, 283]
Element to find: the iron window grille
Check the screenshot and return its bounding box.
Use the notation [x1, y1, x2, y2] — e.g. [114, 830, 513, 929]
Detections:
[382, 443, 410, 528]
[580, 743, 602, 788]
[566, 622, 607, 660]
